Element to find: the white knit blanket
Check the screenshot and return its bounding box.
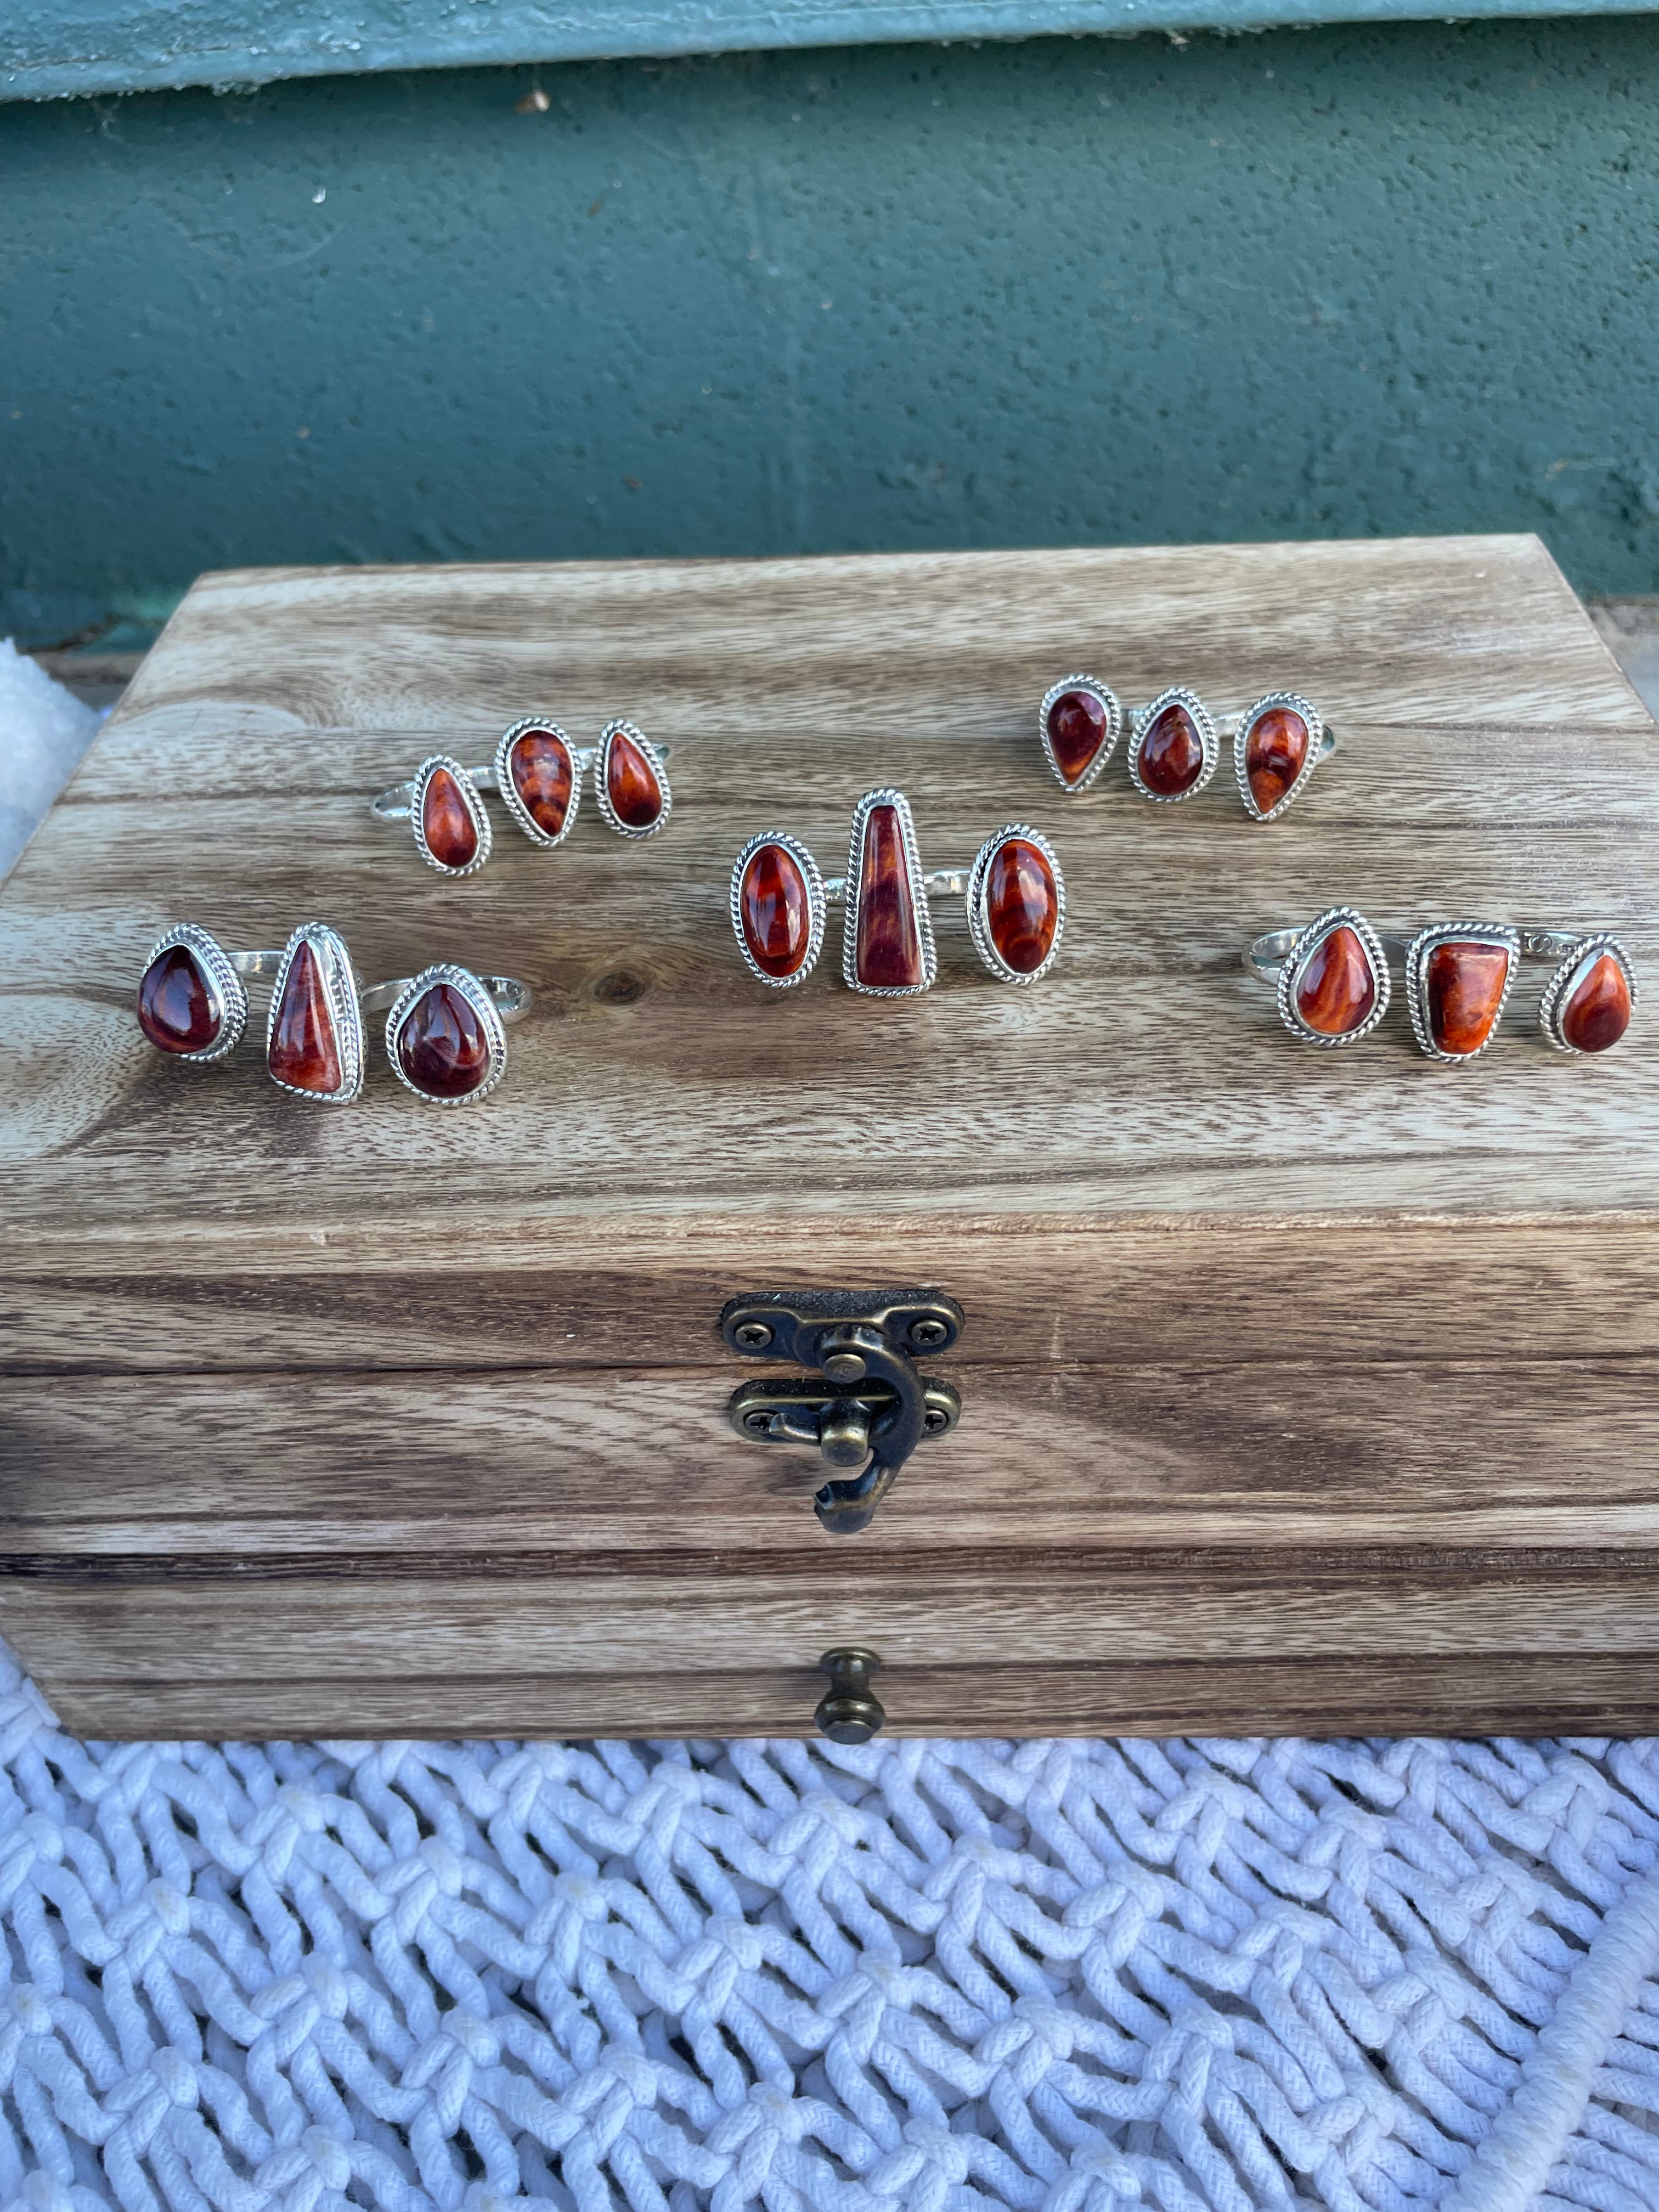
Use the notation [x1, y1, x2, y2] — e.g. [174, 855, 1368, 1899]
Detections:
[2, 1644, 1658, 2212]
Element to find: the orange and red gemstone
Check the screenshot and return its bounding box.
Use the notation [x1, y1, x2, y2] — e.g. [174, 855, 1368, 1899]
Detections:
[268, 941, 343, 1094]
[1560, 951, 1632, 1054]
[606, 731, 664, 831]
[1244, 707, 1310, 815]
[507, 730, 574, 839]
[1046, 689, 1110, 786]
[422, 768, 479, 869]
[1426, 939, 1511, 1057]
[740, 842, 813, 979]
[1295, 926, 1376, 1037]
[855, 804, 924, 990]
[1138, 702, 1207, 798]
[137, 943, 221, 1055]
[397, 983, 492, 1098]
[984, 837, 1058, 974]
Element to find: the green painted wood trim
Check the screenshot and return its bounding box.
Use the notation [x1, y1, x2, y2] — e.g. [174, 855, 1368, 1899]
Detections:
[5, 0, 1654, 101]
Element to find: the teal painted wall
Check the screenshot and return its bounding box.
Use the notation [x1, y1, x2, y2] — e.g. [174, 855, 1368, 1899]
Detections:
[3, 17, 1657, 641]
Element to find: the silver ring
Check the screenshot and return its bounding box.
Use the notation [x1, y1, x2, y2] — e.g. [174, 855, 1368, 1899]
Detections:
[136, 923, 283, 1064]
[1040, 675, 1335, 816]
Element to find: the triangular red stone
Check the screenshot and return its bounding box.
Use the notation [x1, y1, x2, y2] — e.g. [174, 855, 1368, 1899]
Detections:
[855, 805, 924, 989]
[269, 942, 343, 1094]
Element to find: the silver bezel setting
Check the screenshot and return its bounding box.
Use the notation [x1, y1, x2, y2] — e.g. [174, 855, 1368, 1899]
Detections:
[595, 719, 672, 840]
[1277, 905, 1391, 1048]
[137, 923, 247, 1064]
[729, 832, 827, 990]
[1233, 691, 1325, 823]
[1403, 922, 1519, 1064]
[385, 963, 510, 1106]
[964, 823, 1065, 986]
[842, 787, 937, 998]
[411, 755, 492, 877]
[1538, 934, 1639, 1057]
[1039, 674, 1122, 795]
[266, 921, 365, 1104]
[1127, 686, 1221, 805]
[492, 717, 580, 850]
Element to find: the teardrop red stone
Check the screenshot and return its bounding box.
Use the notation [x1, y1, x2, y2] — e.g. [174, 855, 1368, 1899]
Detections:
[1046, 689, 1109, 785]
[1426, 940, 1510, 1056]
[397, 983, 492, 1098]
[1561, 951, 1632, 1053]
[1295, 925, 1376, 1037]
[137, 944, 221, 1054]
[508, 730, 574, 838]
[855, 804, 924, 990]
[740, 843, 812, 978]
[1244, 707, 1310, 814]
[268, 941, 343, 1094]
[606, 732, 663, 830]
[1138, 703, 1207, 797]
[422, 768, 479, 868]
[984, 838, 1058, 974]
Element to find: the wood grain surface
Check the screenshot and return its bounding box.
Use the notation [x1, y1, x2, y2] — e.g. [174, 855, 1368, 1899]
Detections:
[4, 534, 1658, 1736]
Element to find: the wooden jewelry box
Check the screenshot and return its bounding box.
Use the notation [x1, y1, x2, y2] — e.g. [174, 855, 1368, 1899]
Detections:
[3, 535, 1657, 1741]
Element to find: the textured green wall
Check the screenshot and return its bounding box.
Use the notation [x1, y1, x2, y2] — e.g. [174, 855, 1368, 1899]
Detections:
[3, 16, 1657, 640]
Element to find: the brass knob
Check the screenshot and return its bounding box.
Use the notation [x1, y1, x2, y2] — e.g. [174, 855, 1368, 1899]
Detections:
[815, 1647, 884, 1742]
[817, 1399, 872, 1469]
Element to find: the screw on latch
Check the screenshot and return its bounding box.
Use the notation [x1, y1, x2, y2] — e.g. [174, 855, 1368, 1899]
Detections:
[733, 1321, 775, 1351]
[815, 1648, 884, 1743]
[909, 1318, 949, 1349]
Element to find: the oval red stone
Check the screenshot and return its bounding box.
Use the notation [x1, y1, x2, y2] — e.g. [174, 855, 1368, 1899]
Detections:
[268, 941, 343, 1094]
[1561, 951, 1632, 1054]
[422, 768, 479, 869]
[1244, 707, 1310, 815]
[1426, 939, 1511, 1056]
[740, 843, 812, 979]
[606, 731, 663, 831]
[984, 837, 1058, 974]
[1138, 702, 1207, 797]
[397, 983, 492, 1098]
[508, 730, 574, 839]
[1295, 925, 1377, 1037]
[137, 943, 221, 1055]
[1046, 689, 1109, 785]
[855, 804, 924, 990]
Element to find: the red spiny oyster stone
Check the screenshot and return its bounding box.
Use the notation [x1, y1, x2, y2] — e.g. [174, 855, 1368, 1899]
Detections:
[421, 767, 479, 868]
[1560, 951, 1632, 1053]
[397, 983, 492, 1098]
[1138, 702, 1207, 797]
[1426, 940, 1511, 1056]
[984, 837, 1058, 973]
[1294, 925, 1376, 1037]
[606, 731, 664, 830]
[855, 804, 924, 989]
[740, 843, 812, 978]
[137, 943, 221, 1054]
[268, 941, 343, 1094]
[1046, 689, 1110, 785]
[507, 730, 574, 838]
[1244, 707, 1310, 814]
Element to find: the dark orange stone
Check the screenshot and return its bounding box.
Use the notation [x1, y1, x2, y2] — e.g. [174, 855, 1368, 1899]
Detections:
[1047, 689, 1109, 785]
[397, 983, 491, 1098]
[606, 731, 663, 830]
[984, 837, 1058, 974]
[1138, 702, 1206, 797]
[740, 843, 812, 978]
[1426, 939, 1510, 1056]
[1244, 707, 1310, 814]
[422, 768, 479, 868]
[268, 941, 343, 1094]
[1295, 925, 1376, 1037]
[137, 943, 221, 1055]
[508, 730, 574, 838]
[855, 804, 924, 990]
[1561, 951, 1632, 1054]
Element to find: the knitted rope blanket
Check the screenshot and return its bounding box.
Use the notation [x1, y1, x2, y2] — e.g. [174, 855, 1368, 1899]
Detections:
[2, 1647, 1658, 2212]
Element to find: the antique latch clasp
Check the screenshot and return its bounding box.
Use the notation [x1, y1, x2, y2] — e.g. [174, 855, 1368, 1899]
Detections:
[720, 1289, 963, 1536]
